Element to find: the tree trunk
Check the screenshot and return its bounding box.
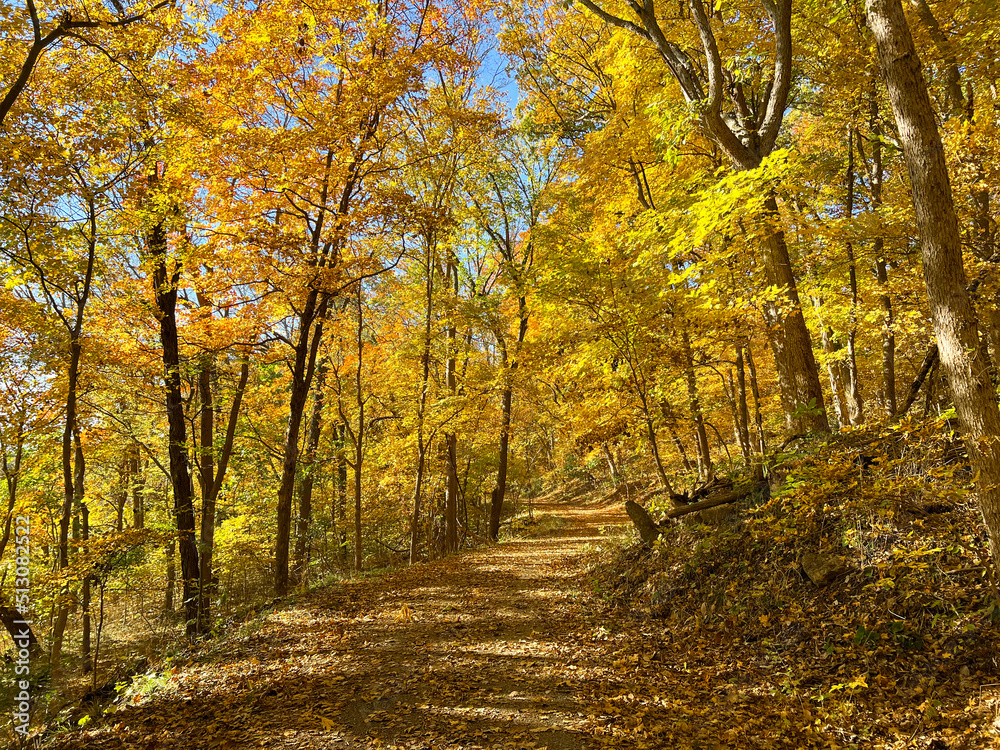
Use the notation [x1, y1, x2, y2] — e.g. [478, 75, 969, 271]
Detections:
[660, 400, 694, 472]
[681, 327, 712, 479]
[81, 502, 91, 673]
[811, 298, 850, 427]
[601, 442, 621, 482]
[197, 349, 214, 630]
[866, 94, 898, 416]
[275, 293, 328, 596]
[150, 214, 200, 638]
[410, 447, 428, 564]
[487, 381, 513, 541]
[336, 423, 348, 565]
[735, 345, 752, 461]
[444, 255, 459, 554]
[293, 360, 327, 587]
[641, 397, 673, 495]
[760, 195, 830, 434]
[354, 284, 365, 573]
[199, 356, 248, 629]
[73, 431, 89, 674]
[489, 293, 529, 541]
[746, 343, 767, 458]
[0, 604, 38, 657]
[894, 342, 939, 419]
[867, 0, 1000, 561]
[0, 414, 23, 559]
[52, 196, 96, 670]
[410, 244, 435, 562]
[130, 446, 145, 529]
[164, 536, 176, 613]
[844, 129, 864, 424]
[115, 460, 127, 533]
[874, 250, 897, 415]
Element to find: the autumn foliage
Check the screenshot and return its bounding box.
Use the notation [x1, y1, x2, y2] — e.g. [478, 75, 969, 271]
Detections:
[5, 0, 1000, 746]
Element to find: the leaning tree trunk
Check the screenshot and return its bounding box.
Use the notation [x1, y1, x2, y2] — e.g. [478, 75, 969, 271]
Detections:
[867, 0, 1000, 560]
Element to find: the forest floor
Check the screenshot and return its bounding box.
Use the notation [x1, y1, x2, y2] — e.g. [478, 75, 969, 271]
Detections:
[48, 498, 632, 750]
[43, 489, 1000, 750]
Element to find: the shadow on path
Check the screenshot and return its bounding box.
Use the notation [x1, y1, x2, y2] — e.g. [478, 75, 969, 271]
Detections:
[48, 500, 632, 750]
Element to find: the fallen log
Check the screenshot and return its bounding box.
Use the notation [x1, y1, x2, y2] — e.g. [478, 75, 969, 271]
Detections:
[664, 482, 765, 519]
[625, 482, 766, 545]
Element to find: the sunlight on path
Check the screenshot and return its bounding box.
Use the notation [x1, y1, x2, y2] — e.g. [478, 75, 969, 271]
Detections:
[50, 500, 630, 750]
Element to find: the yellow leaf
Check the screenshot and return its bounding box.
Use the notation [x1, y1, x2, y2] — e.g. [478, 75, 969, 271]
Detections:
[396, 603, 414, 622]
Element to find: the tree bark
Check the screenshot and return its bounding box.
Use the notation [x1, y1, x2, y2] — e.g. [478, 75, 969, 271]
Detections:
[681, 327, 712, 479]
[80, 500, 91, 673]
[164, 536, 175, 613]
[893, 343, 939, 419]
[293, 360, 327, 586]
[197, 354, 248, 629]
[489, 385, 514, 540]
[150, 212, 200, 638]
[354, 283, 365, 573]
[410, 242, 435, 563]
[489, 291, 529, 541]
[0, 412, 24, 559]
[811, 299, 850, 427]
[336, 423, 348, 565]
[275, 291, 328, 595]
[52, 195, 96, 669]
[760, 194, 830, 433]
[660, 400, 694, 472]
[444, 254, 459, 554]
[735, 345, 752, 460]
[72, 431, 89, 673]
[868, 97, 897, 416]
[130, 445, 145, 529]
[745, 343, 767, 457]
[844, 129, 864, 424]
[875, 249, 897, 415]
[601, 442, 621, 482]
[196, 347, 214, 629]
[867, 0, 1000, 561]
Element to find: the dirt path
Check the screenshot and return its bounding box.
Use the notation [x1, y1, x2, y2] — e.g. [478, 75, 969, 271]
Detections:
[53, 500, 630, 750]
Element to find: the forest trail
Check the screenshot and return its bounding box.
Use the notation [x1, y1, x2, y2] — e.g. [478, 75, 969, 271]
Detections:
[54, 499, 633, 750]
